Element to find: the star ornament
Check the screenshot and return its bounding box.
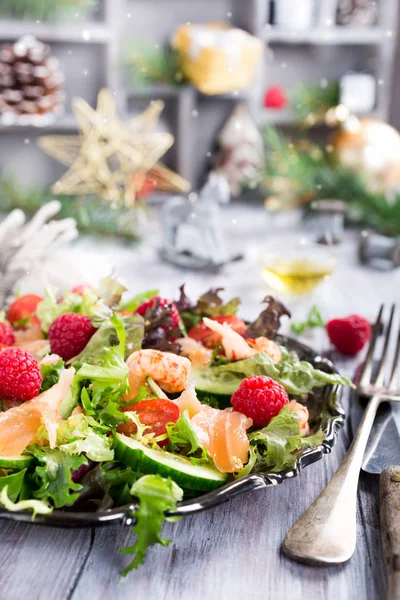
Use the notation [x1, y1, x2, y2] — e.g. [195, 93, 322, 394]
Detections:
[38, 88, 190, 207]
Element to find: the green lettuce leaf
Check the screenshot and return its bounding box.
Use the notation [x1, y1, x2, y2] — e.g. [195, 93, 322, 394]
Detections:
[102, 462, 141, 506]
[291, 305, 325, 336]
[0, 469, 27, 501]
[30, 446, 87, 508]
[71, 314, 143, 365]
[96, 275, 127, 309]
[75, 314, 131, 428]
[0, 486, 52, 518]
[237, 405, 325, 475]
[76, 314, 130, 405]
[40, 359, 64, 392]
[121, 474, 183, 575]
[57, 414, 114, 462]
[60, 431, 114, 462]
[166, 410, 205, 455]
[214, 349, 353, 395]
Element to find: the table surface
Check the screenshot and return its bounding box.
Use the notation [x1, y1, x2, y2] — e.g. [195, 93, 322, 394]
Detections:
[1, 203, 399, 600]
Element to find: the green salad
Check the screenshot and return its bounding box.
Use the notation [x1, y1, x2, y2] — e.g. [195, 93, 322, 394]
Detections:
[0, 279, 352, 574]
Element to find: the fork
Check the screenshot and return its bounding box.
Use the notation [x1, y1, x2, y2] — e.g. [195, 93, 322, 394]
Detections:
[283, 304, 399, 565]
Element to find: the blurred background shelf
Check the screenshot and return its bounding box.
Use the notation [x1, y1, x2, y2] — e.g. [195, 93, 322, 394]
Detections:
[262, 26, 388, 45]
[0, 20, 110, 43]
[0, 115, 78, 133]
[0, 0, 399, 189]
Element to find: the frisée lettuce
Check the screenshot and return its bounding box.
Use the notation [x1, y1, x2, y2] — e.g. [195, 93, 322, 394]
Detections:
[237, 406, 325, 477]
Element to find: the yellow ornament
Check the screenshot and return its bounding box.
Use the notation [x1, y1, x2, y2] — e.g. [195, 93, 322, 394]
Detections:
[172, 23, 262, 95]
[38, 89, 190, 207]
[331, 118, 400, 194]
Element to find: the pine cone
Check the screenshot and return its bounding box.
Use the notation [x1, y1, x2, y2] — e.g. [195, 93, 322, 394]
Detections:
[0, 35, 64, 126]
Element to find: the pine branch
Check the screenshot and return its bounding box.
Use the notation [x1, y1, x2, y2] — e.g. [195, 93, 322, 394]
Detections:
[0, 0, 97, 20]
[122, 42, 184, 87]
[0, 177, 140, 240]
[291, 82, 340, 125]
[262, 125, 400, 237]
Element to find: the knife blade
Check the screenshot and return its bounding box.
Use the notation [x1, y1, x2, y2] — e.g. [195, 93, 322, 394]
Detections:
[350, 395, 400, 473]
[350, 390, 400, 600]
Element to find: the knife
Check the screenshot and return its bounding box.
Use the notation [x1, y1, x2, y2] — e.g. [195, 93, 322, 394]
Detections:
[351, 394, 400, 600]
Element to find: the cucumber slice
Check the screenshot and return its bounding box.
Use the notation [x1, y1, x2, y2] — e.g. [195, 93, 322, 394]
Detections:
[191, 366, 240, 397]
[115, 433, 228, 491]
[0, 455, 33, 470]
[196, 390, 232, 409]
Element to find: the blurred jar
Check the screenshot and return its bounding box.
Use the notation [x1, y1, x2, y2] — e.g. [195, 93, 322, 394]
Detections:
[274, 0, 316, 30]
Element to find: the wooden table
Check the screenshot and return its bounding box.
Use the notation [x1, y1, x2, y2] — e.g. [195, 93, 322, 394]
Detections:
[0, 204, 398, 600]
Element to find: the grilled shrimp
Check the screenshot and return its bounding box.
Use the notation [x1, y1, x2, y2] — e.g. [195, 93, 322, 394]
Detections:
[246, 337, 282, 364]
[125, 349, 190, 398]
[287, 400, 310, 436]
[202, 317, 282, 363]
[176, 337, 212, 366]
[202, 317, 254, 361]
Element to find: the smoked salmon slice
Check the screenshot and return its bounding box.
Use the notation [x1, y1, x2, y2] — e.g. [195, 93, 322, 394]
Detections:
[0, 367, 74, 456]
[191, 405, 253, 473]
[174, 382, 203, 418]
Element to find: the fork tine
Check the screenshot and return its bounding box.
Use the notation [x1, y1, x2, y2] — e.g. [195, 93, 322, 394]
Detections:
[375, 304, 396, 388]
[359, 304, 384, 390]
[387, 316, 400, 392]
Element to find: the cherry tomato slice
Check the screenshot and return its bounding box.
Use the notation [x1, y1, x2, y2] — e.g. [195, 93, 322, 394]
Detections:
[117, 399, 180, 447]
[7, 294, 43, 328]
[188, 315, 247, 348]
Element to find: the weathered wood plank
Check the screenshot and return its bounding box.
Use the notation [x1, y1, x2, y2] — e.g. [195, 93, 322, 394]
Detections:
[0, 522, 92, 600]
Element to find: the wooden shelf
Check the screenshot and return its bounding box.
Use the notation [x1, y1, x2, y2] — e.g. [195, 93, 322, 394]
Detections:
[257, 107, 384, 126]
[126, 85, 192, 99]
[0, 20, 110, 43]
[262, 26, 387, 45]
[0, 114, 78, 133]
[126, 85, 249, 100]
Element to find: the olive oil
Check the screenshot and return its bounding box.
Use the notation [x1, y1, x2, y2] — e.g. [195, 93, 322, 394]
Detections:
[262, 258, 334, 294]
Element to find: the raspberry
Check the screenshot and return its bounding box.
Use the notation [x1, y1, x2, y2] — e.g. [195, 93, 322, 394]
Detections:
[48, 313, 96, 361]
[326, 315, 371, 356]
[0, 347, 42, 402]
[0, 322, 15, 346]
[136, 296, 180, 327]
[231, 375, 289, 426]
[7, 294, 43, 328]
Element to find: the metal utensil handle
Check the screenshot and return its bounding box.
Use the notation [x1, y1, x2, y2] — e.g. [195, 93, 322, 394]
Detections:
[283, 394, 381, 565]
[380, 466, 400, 600]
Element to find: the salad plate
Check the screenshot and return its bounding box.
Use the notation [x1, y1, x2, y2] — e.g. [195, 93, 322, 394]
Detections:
[0, 335, 344, 528]
[0, 280, 351, 572]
